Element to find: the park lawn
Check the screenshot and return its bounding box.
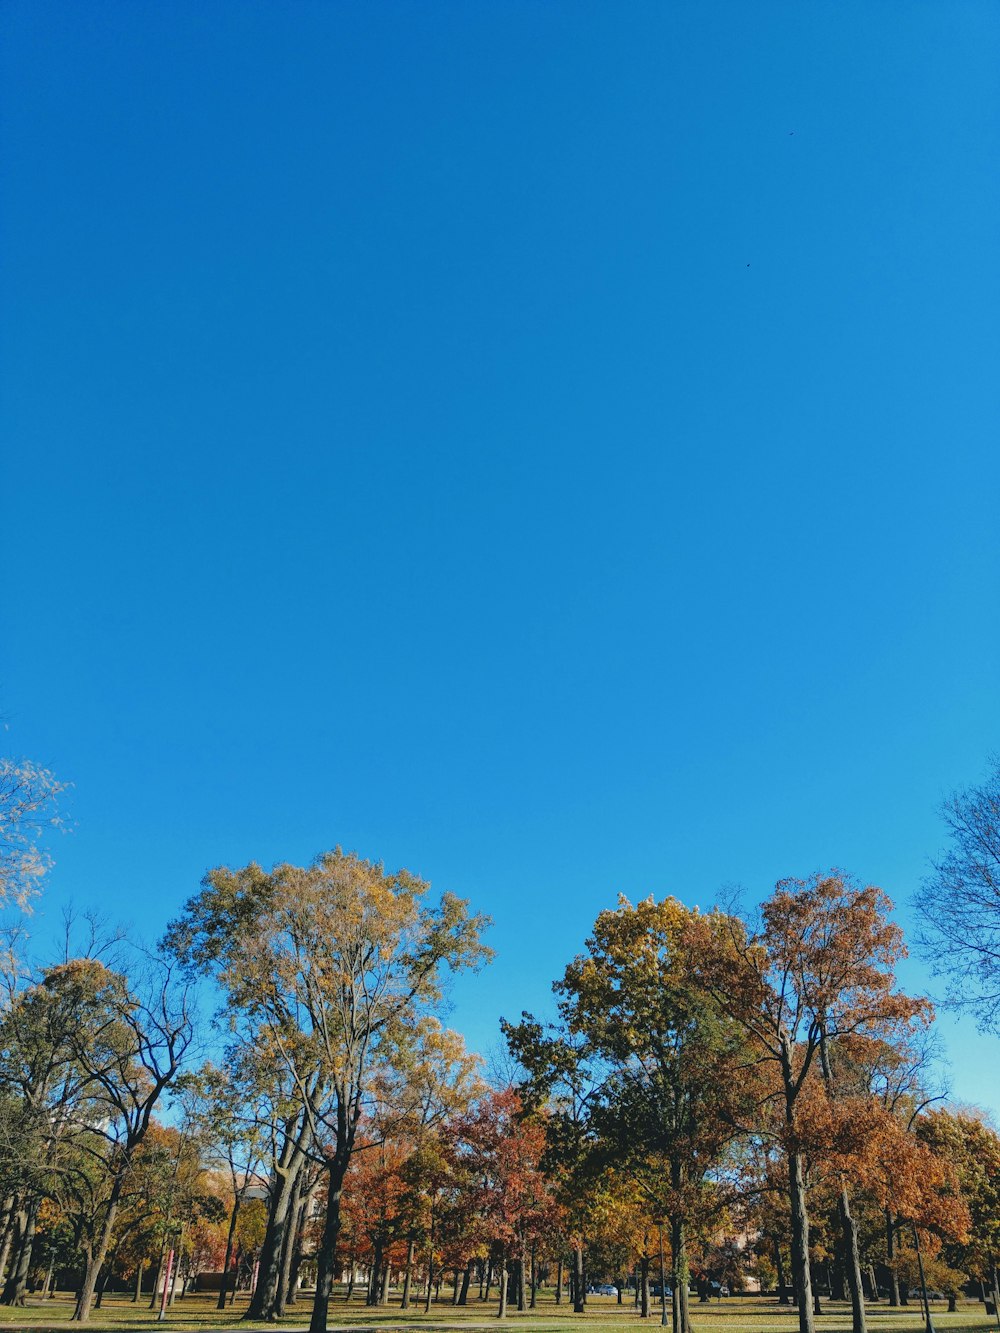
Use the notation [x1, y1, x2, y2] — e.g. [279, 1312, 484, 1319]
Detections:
[0, 1292, 994, 1333]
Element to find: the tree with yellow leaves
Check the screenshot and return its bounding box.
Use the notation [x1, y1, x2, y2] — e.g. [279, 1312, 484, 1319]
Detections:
[164, 848, 491, 1333]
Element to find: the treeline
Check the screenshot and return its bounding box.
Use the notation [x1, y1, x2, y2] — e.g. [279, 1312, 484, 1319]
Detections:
[0, 752, 999, 1332]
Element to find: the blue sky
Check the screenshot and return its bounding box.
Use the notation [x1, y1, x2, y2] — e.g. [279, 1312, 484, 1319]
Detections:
[2, 2, 999, 1111]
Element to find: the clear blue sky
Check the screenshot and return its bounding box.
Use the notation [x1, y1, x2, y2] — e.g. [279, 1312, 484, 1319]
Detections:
[2, 3, 999, 1110]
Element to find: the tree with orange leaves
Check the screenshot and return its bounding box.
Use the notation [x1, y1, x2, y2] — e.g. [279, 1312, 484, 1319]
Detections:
[691, 871, 929, 1333]
[447, 1089, 559, 1320]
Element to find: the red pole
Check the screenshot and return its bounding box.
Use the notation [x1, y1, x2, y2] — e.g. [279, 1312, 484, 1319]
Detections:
[158, 1248, 175, 1322]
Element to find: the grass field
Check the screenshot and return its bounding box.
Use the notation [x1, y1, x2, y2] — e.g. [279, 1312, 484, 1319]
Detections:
[0, 1291, 995, 1333]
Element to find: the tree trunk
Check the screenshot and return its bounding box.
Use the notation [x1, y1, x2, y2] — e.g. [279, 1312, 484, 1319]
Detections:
[831, 1246, 846, 1303]
[401, 1240, 416, 1309]
[530, 1242, 537, 1309]
[275, 1166, 304, 1319]
[218, 1195, 242, 1310]
[671, 1219, 692, 1333]
[866, 1265, 879, 1302]
[516, 1248, 526, 1312]
[988, 1257, 999, 1323]
[1, 1202, 37, 1306]
[497, 1255, 508, 1320]
[245, 1119, 309, 1322]
[459, 1261, 472, 1306]
[573, 1245, 585, 1313]
[0, 1199, 17, 1291]
[149, 1236, 167, 1310]
[134, 1260, 144, 1303]
[309, 1154, 349, 1333]
[640, 1255, 650, 1318]
[787, 1149, 815, 1333]
[775, 1238, 790, 1304]
[367, 1238, 384, 1307]
[74, 1179, 124, 1322]
[95, 1262, 112, 1310]
[885, 1210, 900, 1306]
[555, 1257, 563, 1305]
[424, 1219, 435, 1314]
[838, 1187, 866, 1333]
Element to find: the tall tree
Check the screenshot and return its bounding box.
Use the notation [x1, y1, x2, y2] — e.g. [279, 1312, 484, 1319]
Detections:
[63, 955, 194, 1321]
[509, 897, 760, 1333]
[164, 848, 491, 1333]
[691, 872, 928, 1333]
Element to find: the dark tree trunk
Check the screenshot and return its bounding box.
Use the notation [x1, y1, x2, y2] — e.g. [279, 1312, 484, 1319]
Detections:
[286, 1189, 311, 1306]
[640, 1255, 650, 1318]
[459, 1261, 472, 1306]
[838, 1187, 867, 1333]
[0, 1198, 18, 1292]
[885, 1210, 900, 1306]
[277, 1172, 306, 1315]
[788, 1148, 815, 1333]
[671, 1219, 692, 1333]
[74, 1178, 124, 1322]
[573, 1245, 585, 1313]
[556, 1257, 563, 1305]
[1, 1204, 37, 1306]
[775, 1238, 790, 1304]
[367, 1238, 384, 1307]
[497, 1254, 508, 1320]
[245, 1118, 309, 1323]
[218, 1195, 242, 1311]
[148, 1238, 167, 1310]
[401, 1240, 416, 1309]
[308, 1154, 349, 1333]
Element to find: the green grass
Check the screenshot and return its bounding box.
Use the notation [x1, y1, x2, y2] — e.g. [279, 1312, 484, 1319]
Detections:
[0, 1292, 994, 1333]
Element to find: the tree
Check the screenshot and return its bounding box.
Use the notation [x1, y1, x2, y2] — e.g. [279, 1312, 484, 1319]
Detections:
[916, 1109, 1000, 1311]
[60, 955, 194, 1321]
[164, 848, 491, 1333]
[174, 1064, 266, 1310]
[916, 757, 1000, 1033]
[447, 1089, 558, 1320]
[691, 872, 928, 1333]
[508, 897, 761, 1333]
[0, 756, 67, 908]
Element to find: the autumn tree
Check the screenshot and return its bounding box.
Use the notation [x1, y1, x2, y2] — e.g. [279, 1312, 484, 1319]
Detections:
[164, 848, 491, 1333]
[447, 1089, 558, 1320]
[691, 872, 928, 1333]
[62, 954, 194, 1321]
[509, 897, 761, 1333]
[916, 1109, 1000, 1311]
[176, 1063, 267, 1310]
